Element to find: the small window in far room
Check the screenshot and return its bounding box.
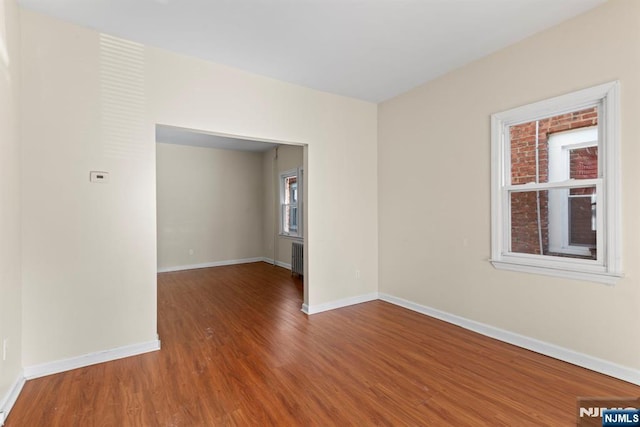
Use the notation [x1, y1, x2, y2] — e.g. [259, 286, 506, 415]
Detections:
[490, 81, 621, 285]
[280, 168, 303, 238]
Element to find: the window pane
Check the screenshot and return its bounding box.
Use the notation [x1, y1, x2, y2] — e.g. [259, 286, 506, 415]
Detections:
[510, 190, 548, 255]
[509, 106, 598, 185]
[284, 176, 297, 203]
[569, 187, 596, 247]
[510, 187, 597, 259]
[282, 204, 297, 234]
[570, 146, 598, 180]
[289, 206, 298, 232]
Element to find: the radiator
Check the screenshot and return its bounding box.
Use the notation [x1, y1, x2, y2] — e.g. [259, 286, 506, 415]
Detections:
[291, 241, 304, 277]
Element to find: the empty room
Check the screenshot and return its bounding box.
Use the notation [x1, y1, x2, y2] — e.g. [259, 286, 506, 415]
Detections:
[1, 0, 639, 425]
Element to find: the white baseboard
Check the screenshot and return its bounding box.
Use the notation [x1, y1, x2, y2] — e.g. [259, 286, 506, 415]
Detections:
[158, 257, 264, 273]
[158, 257, 294, 274]
[379, 293, 640, 386]
[0, 373, 25, 425]
[261, 258, 292, 270]
[23, 338, 161, 380]
[303, 292, 379, 315]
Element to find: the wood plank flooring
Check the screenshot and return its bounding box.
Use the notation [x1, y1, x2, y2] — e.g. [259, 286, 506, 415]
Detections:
[7, 262, 640, 426]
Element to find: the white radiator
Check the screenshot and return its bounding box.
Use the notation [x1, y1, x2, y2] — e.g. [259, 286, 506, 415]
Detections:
[291, 242, 304, 277]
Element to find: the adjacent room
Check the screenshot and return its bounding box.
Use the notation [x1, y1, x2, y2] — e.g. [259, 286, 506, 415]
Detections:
[1, 0, 639, 425]
[155, 125, 305, 280]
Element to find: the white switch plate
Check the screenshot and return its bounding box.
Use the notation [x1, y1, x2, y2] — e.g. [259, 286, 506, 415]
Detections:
[90, 171, 109, 183]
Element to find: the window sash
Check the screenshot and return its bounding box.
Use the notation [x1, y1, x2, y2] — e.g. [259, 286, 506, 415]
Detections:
[504, 178, 600, 192]
[503, 182, 603, 265]
[282, 203, 299, 234]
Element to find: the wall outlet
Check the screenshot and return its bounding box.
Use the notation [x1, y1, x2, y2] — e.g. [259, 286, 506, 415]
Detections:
[355, 269, 361, 280]
[188, 249, 194, 256]
[2, 338, 6, 361]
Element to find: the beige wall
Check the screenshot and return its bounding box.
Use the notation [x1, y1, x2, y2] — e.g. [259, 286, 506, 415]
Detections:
[156, 143, 264, 270]
[262, 145, 304, 267]
[378, 0, 640, 370]
[20, 13, 158, 366]
[20, 9, 378, 366]
[0, 0, 22, 408]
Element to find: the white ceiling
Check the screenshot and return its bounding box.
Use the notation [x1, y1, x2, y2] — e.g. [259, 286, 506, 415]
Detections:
[156, 125, 280, 152]
[18, 0, 605, 103]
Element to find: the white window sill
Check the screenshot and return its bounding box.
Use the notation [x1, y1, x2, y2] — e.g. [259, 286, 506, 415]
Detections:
[490, 259, 622, 285]
[279, 233, 303, 242]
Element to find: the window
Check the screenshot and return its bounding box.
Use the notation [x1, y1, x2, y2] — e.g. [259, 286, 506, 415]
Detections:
[280, 168, 303, 238]
[490, 81, 621, 284]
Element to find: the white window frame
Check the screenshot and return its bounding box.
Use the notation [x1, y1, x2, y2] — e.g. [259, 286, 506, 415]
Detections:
[547, 127, 597, 256]
[280, 168, 303, 239]
[490, 81, 622, 285]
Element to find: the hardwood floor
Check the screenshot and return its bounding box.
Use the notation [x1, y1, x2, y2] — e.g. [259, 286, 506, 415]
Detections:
[7, 262, 640, 426]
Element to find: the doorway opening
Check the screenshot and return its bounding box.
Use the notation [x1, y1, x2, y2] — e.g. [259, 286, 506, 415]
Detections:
[154, 124, 308, 306]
